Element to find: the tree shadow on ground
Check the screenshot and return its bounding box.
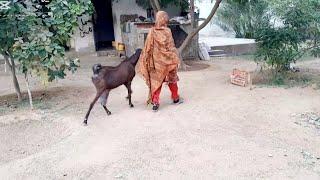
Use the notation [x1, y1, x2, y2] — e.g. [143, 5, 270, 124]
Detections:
[183, 60, 210, 71]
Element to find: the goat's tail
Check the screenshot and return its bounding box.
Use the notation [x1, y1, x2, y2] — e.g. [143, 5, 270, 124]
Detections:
[92, 64, 102, 75]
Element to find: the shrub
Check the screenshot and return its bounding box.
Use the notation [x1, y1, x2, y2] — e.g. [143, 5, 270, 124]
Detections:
[255, 0, 320, 72]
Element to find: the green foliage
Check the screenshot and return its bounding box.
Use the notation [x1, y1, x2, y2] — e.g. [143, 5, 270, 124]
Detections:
[255, 0, 320, 72]
[0, 0, 93, 83]
[216, 0, 270, 38]
[267, 0, 320, 57]
[306, 0, 320, 57]
[255, 26, 301, 71]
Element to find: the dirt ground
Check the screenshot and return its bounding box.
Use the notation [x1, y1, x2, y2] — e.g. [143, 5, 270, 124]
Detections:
[0, 54, 320, 179]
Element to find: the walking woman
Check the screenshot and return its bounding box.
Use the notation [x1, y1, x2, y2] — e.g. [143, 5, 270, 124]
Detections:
[138, 11, 182, 111]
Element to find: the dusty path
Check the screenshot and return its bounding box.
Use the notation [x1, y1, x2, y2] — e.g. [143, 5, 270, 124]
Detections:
[0, 54, 320, 179]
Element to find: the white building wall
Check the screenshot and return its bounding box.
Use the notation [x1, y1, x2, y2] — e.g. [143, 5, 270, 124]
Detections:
[112, 0, 147, 43]
[71, 0, 183, 52]
[71, 14, 95, 53]
[112, 0, 182, 43]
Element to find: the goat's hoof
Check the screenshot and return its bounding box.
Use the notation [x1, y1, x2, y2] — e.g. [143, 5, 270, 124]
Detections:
[130, 104, 134, 108]
[107, 111, 112, 115]
[83, 120, 88, 126]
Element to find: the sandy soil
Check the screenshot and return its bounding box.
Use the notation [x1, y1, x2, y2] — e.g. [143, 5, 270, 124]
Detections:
[0, 54, 320, 179]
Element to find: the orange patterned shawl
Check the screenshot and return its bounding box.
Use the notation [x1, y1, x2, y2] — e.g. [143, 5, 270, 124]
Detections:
[138, 11, 180, 104]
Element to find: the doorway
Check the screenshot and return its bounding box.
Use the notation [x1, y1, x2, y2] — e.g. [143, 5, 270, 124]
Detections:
[92, 0, 115, 51]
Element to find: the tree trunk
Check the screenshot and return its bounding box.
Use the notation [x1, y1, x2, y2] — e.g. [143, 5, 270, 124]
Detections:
[178, 0, 222, 54]
[4, 54, 22, 101]
[178, 53, 187, 70]
[149, 0, 158, 14]
[24, 73, 33, 109]
[152, 0, 161, 11]
[190, 0, 195, 28]
[179, 0, 196, 71]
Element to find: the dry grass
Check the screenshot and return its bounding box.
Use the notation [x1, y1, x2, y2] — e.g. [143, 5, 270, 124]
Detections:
[251, 68, 320, 89]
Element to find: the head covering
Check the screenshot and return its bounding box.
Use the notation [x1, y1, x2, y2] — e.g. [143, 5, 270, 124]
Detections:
[138, 11, 180, 104]
[155, 11, 169, 29]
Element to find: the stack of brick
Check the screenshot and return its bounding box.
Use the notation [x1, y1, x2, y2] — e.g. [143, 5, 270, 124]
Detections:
[230, 69, 251, 87]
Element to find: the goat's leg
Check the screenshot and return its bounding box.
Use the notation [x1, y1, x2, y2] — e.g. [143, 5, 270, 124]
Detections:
[125, 82, 134, 108]
[125, 89, 130, 100]
[84, 90, 104, 125]
[100, 90, 112, 115]
[102, 105, 111, 115]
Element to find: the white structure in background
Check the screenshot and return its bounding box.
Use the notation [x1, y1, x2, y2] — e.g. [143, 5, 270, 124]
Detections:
[199, 43, 210, 60]
[196, 0, 257, 58]
[70, 0, 182, 54]
[195, 0, 235, 38]
[70, 0, 147, 53]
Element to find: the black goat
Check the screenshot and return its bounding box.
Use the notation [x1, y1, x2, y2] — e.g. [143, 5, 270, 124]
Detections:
[83, 49, 142, 125]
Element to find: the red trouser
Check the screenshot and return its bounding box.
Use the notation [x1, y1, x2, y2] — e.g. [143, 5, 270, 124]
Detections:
[152, 82, 179, 105]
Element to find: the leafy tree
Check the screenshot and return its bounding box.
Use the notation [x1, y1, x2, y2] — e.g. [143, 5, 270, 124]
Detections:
[0, 0, 93, 107]
[216, 0, 270, 38]
[255, 0, 320, 72]
[255, 27, 301, 72]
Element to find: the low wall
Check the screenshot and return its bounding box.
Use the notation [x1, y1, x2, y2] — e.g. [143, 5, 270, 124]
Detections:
[211, 43, 257, 56]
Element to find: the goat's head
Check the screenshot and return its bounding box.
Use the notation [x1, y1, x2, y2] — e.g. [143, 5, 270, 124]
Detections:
[127, 49, 143, 66]
[134, 49, 142, 59]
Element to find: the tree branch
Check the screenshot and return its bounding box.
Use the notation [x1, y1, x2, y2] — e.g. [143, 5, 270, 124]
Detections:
[178, 0, 222, 54]
[302, 44, 320, 52]
[298, 44, 320, 58]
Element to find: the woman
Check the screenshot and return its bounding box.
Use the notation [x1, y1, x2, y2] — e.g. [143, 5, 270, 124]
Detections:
[139, 11, 182, 111]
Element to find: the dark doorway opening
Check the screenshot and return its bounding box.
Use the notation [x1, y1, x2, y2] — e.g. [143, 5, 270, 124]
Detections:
[92, 0, 115, 51]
